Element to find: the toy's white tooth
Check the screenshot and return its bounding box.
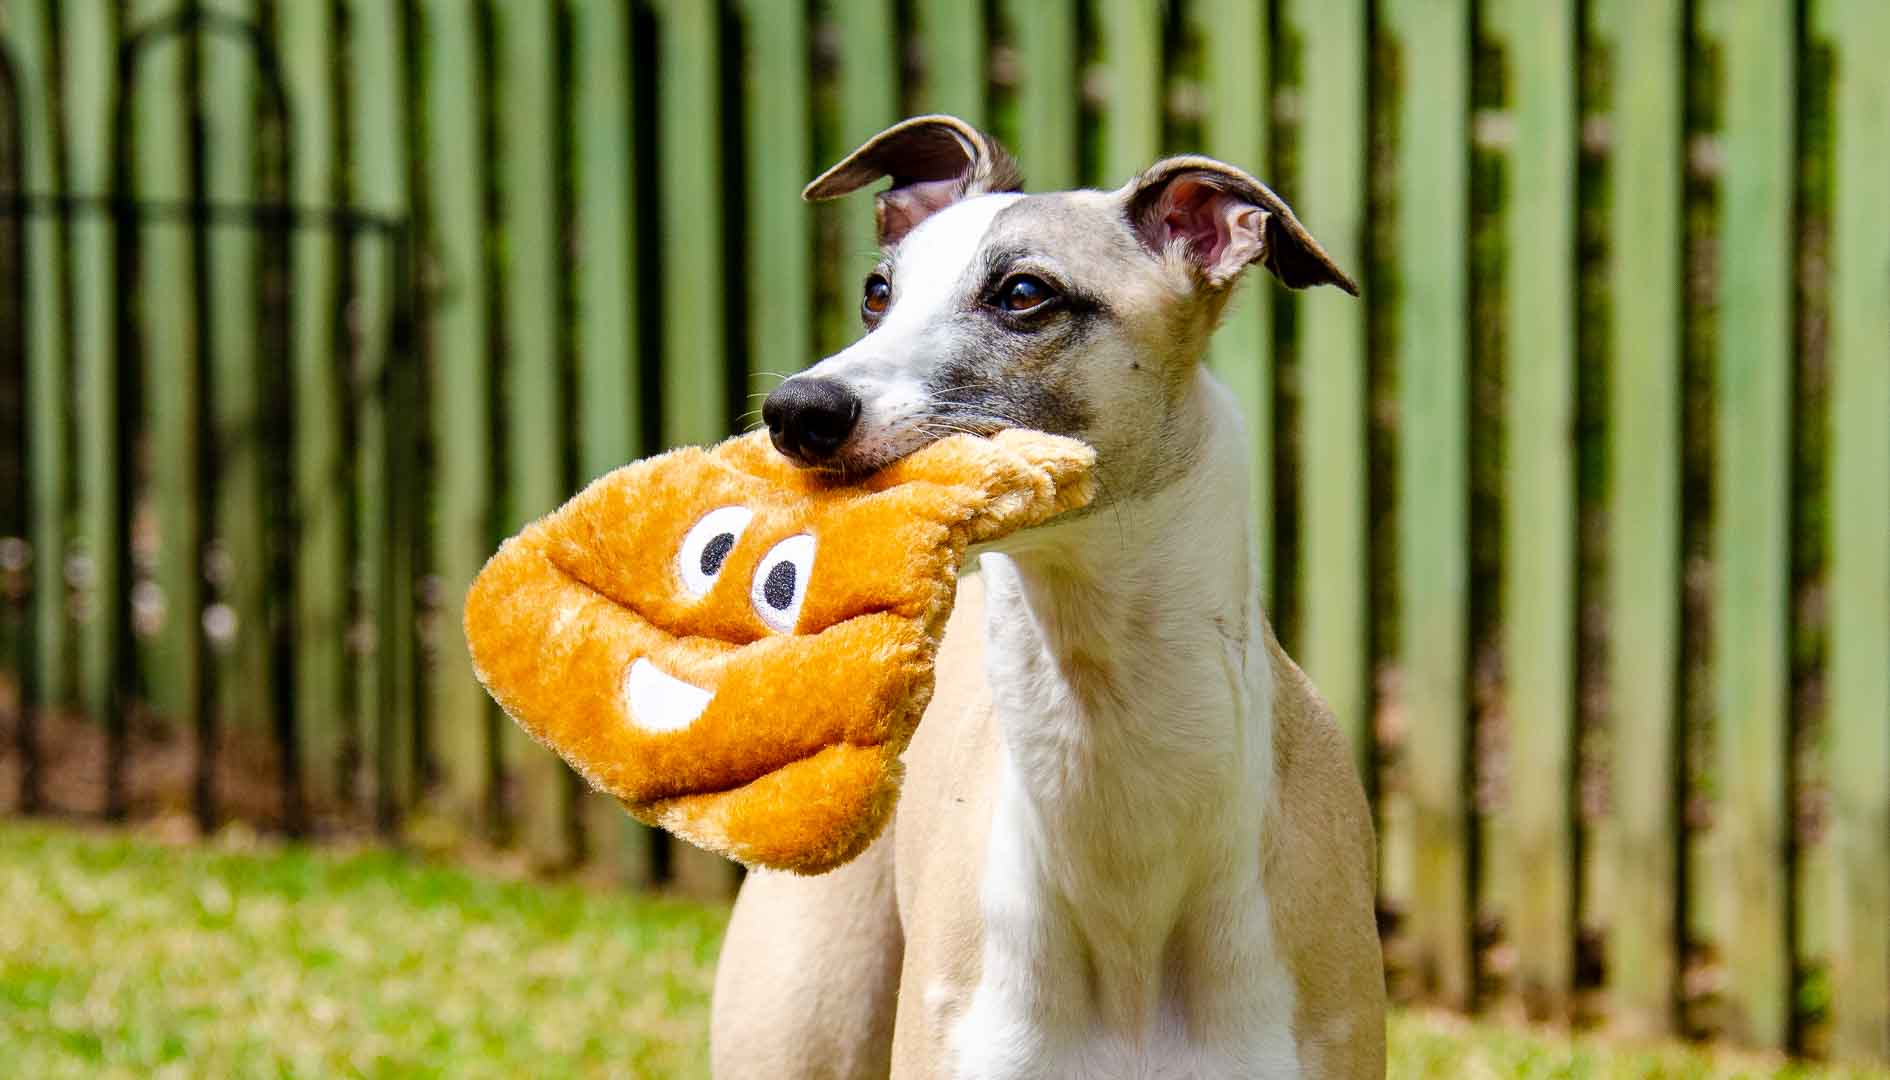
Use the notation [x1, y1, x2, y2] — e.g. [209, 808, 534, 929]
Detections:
[625, 658, 714, 733]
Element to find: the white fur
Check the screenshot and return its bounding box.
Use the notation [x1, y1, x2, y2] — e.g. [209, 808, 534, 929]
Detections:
[947, 372, 1301, 1078]
[797, 194, 1025, 464]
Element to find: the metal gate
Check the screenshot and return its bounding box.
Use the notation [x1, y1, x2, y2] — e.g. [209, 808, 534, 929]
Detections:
[0, 7, 423, 836]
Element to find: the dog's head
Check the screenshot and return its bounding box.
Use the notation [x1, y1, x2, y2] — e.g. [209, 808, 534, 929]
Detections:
[763, 115, 1355, 493]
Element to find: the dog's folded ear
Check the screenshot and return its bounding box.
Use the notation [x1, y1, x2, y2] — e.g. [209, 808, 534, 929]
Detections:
[1126, 156, 1358, 296]
[804, 115, 1024, 247]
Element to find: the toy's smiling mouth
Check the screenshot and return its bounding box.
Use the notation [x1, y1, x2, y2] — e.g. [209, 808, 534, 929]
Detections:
[625, 658, 714, 733]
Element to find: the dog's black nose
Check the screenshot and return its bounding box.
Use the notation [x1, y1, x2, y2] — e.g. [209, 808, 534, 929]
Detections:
[762, 377, 862, 466]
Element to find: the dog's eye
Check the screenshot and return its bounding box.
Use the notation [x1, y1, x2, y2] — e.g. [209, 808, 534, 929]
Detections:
[677, 506, 753, 599]
[996, 274, 1055, 313]
[862, 273, 892, 321]
[750, 533, 815, 633]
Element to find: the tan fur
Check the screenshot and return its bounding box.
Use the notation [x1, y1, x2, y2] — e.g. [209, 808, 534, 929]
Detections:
[713, 577, 1386, 1077]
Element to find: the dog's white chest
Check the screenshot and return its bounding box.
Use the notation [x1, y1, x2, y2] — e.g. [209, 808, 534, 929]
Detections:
[947, 1008, 1300, 1079]
[945, 970, 1301, 1080]
[940, 750, 1302, 1079]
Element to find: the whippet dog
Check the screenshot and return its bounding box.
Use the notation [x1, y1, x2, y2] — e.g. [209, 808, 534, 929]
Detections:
[712, 116, 1385, 1079]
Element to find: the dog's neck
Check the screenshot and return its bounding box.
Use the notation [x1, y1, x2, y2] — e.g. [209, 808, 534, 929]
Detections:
[972, 368, 1278, 1035]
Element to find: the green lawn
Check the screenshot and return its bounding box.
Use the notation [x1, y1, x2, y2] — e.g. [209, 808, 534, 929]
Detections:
[0, 822, 1881, 1079]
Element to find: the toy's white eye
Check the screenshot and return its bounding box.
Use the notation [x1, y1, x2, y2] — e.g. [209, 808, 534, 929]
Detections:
[750, 533, 815, 633]
[677, 506, 754, 599]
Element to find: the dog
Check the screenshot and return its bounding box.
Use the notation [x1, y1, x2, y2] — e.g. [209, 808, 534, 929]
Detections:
[711, 115, 1384, 1078]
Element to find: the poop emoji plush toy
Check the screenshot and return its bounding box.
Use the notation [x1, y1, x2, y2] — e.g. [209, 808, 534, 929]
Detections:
[463, 428, 1094, 874]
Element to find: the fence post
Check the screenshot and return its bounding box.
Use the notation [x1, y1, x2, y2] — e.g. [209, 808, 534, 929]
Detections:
[130, 0, 203, 794]
[63, 0, 123, 806]
[915, 0, 984, 125]
[346, 0, 413, 830]
[1383, 0, 1474, 1010]
[128, 0, 197, 734]
[572, 0, 654, 885]
[278, 0, 348, 814]
[739, 0, 812, 390]
[420, 0, 496, 842]
[1287, 0, 1371, 777]
[201, 0, 273, 761]
[1704, 0, 1796, 1050]
[1198, 0, 1275, 613]
[14, 0, 72, 740]
[1602, 0, 1686, 1039]
[492, 0, 577, 869]
[1489, 0, 1579, 1019]
[1823, 0, 1890, 1062]
[820, 0, 898, 359]
[654, 0, 738, 897]
[1098, 0, 1160, 187]
[1005, 0, 1078, 192]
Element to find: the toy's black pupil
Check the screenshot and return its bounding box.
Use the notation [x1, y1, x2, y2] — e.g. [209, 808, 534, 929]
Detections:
[763, 562, 796, 610]
[701, 533, 735, 577]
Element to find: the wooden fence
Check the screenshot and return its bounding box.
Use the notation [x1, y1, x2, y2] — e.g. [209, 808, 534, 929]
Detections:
[0, 0, 1885, 1064]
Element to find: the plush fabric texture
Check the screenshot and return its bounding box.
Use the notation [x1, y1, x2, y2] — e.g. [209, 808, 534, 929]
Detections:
[463, 428, 1094, 874]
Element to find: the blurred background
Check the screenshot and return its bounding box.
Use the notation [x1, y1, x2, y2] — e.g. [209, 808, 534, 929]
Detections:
[0, 0, 1885, 1074]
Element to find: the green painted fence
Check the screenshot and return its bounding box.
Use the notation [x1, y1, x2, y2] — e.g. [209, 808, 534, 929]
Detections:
[0, 0, 1885, 1064]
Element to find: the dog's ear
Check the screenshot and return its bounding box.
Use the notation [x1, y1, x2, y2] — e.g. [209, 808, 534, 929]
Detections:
[804, 115, 1024, 247]
[1125, 156, 1358, 295]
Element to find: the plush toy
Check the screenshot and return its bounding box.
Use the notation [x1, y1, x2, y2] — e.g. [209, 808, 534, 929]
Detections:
[462, 428, 1094, 874]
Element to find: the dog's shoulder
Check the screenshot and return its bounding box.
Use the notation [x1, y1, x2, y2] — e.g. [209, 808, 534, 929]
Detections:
[1260, 621, 1388, 1077]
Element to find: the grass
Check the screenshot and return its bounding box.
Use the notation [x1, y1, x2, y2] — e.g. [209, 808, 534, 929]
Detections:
[1, 821, 1883, 1079]
[0, 822, 724, 1078]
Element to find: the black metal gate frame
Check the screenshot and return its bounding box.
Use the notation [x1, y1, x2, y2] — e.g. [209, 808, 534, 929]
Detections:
[0, 7, 421, 835]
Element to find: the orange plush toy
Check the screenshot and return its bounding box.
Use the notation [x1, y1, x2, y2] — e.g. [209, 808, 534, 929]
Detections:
[463, 428, 1093, 874]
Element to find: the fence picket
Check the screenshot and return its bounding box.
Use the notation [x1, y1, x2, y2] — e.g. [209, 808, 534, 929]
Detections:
[657, 0, 727, 452]
[1824, 0, 1890, 1060]
[1705, 0, 1795, 1049]
[1384, 0, 1473, 1009]
[121, 9, 182, 721]
[1491, 0, 1578, 1017]
[1287, 0, 1370, 772]
[202, 0, 270, 748]
[916, 0, 984, 124]
[575, 0, 647, 478]
[1099, 0, 1160, 186]
[346, 0, 413, 828]
[14, 0, 71, 745]
[420, 0, 494, 836]
[741, 0, 812, 388]
[280, 0, 347, 812]
[572, 0, 654, 884]
[656, 0, 739, 896]
[128, 0, 197, 739]
[495, 0, 575, 867]
[1006, 0, 1079, 191]
[62, 0, 121, 800]
[1198, 0, 1273, 611]
[821, 0, 898, 358]
[1602, 0, 1685, 1038]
